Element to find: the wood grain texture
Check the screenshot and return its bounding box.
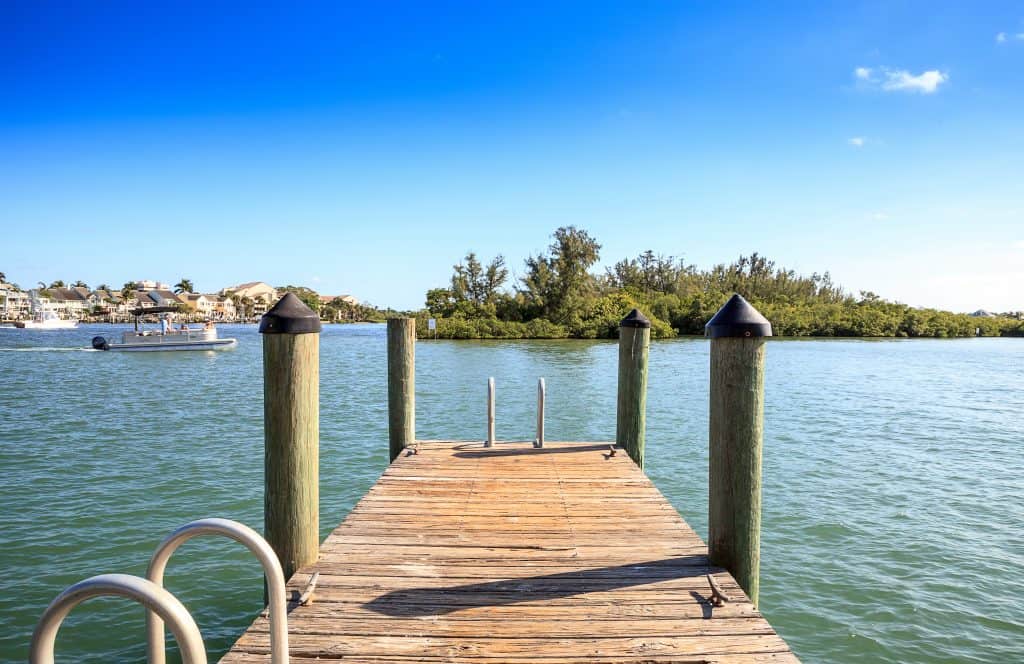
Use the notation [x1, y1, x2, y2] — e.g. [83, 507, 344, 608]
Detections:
[263, 332, 320, 580]
[616, 325, 650, 469]
[708, 337, 766, 606]
[387, 319, 416, 461]
[224, 440, 796, 662]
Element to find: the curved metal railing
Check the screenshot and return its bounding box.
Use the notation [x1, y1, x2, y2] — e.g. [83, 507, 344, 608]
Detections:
[146, 518, 289, 664]
[29, 573, 206, 664]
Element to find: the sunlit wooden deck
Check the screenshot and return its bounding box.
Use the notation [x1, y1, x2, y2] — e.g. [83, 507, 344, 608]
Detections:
[222, 440, 797, 663]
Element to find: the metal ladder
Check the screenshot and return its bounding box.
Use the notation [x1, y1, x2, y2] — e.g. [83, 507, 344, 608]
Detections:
[485, 376, 546, 448]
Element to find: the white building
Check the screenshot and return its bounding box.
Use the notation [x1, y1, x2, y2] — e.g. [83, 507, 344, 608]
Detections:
[221, 281, 279, 318]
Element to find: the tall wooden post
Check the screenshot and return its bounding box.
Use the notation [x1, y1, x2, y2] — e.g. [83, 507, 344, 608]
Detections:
[260, 293, 321, 580]
[387, 318, 415, 461]
[616, 309, 650, 469]
[706, 294, 771, 606]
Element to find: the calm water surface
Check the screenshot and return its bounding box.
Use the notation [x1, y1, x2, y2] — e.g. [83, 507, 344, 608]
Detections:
[0, 324, 1021, 662]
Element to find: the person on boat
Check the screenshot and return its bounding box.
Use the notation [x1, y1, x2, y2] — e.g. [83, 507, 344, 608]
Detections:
[160, 317, 172, 334]
[204, 320, 214, 331]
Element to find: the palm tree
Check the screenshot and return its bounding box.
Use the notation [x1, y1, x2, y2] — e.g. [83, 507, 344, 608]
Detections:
[239, 296, 253, 321]
[0, 271, 6, 284]
[49, 280, 65, 288]
[121, 282, 136, 300]
[174, 278, 194, 294]
[72, 280, 88, 289]
[96, 283, 110, 292]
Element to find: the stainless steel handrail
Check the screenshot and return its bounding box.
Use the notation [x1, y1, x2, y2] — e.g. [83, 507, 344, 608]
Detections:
[485, 377, 495, 447]
[30, 573, 206, 664]
[535, 377, 546, 448]
[146, 518, 289, 664]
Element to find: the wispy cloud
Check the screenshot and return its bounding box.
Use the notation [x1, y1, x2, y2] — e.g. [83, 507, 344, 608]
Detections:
[881, 69, 948, 93]
[996, 32, 1007, 43]
[1014, 241, 1024, 250]
[869, 212, 890, 221]
[994, 30, 1024, 44]
[853, 66, 949, 94]
[848, 137, 865, 147]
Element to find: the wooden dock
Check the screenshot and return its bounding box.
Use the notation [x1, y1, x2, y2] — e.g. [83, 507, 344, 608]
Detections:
[222, 440, 797, 663]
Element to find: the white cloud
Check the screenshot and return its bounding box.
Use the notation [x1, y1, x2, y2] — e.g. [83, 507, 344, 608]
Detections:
[881, 68, 948, 93]
[848, 137, 865, 147]
[1014, 241, 1024, 250]
[852, 66, 949, 94]
[996, 32, 1007, 43]
[870, 212, 890, 221]
[1018, 33, 1024, 40]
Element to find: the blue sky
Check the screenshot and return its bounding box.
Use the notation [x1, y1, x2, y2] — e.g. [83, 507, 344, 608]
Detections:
[2, 1, 1022, 311]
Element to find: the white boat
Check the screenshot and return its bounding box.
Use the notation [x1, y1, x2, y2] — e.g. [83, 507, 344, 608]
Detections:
[13, 308, 78, 330]
[92, 307, 237, 352]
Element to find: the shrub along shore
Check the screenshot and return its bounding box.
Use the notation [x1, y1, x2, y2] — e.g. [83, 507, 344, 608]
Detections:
[414, 227, 1024, 340]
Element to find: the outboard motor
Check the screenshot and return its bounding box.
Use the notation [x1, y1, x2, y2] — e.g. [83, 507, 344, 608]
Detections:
[92, 336, 109, 351]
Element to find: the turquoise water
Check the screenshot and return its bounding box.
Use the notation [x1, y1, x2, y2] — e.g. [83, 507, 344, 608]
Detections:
[0, 324, 1021, 662]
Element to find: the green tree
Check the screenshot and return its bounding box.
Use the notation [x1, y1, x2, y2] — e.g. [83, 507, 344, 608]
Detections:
[71, 280, 88, 289]
[425, 287, 456, 317]
[450, 252, 508, 305]
[174, 278, 194, 294]
[121, 282, 136, 300]
[96, 283, 110, 292]
[521, 226, 601, 323]
[238, 296, 253, 320]
[0, 271, 5, 283]
[49, 280, 65, 288]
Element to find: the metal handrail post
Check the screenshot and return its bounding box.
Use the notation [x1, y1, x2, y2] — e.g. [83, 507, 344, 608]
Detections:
[485, 377, 495, 447]
[146, 518, 289, 664]
[535, 377, 545, 448]
[30, 574, 206, 664]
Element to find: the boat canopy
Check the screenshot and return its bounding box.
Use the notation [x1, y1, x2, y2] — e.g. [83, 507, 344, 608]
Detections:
[129, 306, 181, 316]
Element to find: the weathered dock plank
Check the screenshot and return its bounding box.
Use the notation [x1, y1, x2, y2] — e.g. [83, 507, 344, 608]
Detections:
[223, 441, 797, 663]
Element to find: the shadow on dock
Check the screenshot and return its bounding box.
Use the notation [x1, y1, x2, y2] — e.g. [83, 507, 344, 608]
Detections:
[452, 443, 614, 459]
[363, 556, 718, 616]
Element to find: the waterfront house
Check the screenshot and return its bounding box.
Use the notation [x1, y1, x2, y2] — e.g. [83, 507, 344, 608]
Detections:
[0, 284, 31, 318]
[180, 293, 214, 317]
[135, 290, 184, 309]
[207, 295, 236, 321]
[47, 287, 91, 317]
[135, 279, 171, 291]
[320, 294, 360, 306]
[221, 281, 278, 318]
[89, 289, 124, 311]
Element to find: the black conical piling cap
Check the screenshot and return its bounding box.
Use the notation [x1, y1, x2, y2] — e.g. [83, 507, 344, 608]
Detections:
[259, 292, 322, 334]
[620, 308, 651, 329]
[705, 294, 772, 338]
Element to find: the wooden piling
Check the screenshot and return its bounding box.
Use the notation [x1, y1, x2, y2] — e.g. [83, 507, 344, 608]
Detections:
[259, 293, 321, 579]
[616, 309, 650, 469]
[705, 294, 771, 606]
[387, 318, 416, 461]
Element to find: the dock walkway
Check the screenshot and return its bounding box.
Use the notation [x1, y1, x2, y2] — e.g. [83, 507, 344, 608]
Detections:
[223, 440, 797, 663]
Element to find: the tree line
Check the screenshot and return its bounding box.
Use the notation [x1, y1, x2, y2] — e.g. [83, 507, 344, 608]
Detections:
[418, 226, 1024, 339]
